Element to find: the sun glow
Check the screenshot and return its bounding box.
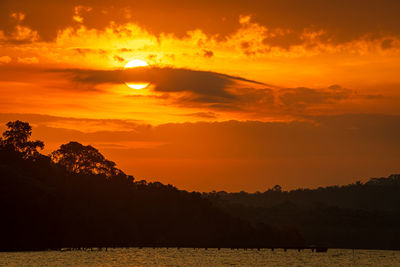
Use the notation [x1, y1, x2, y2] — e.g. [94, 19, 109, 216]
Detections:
[124, 59, 150, 90]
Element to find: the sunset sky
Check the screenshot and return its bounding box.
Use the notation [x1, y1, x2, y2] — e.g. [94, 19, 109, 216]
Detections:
[1, 0, 400, 192]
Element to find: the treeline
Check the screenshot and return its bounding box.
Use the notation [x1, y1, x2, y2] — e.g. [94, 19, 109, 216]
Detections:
[204, 176, 400, 249]
[0, 121, 303, 251]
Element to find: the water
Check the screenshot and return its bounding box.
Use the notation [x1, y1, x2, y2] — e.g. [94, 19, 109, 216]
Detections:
[1, 248, 399, 266]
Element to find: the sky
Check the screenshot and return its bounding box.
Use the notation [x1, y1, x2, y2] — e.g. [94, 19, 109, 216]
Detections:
[1, 0, 400, 192]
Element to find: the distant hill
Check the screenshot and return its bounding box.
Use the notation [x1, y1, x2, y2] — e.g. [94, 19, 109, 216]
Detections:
[204, 175, 400, 249]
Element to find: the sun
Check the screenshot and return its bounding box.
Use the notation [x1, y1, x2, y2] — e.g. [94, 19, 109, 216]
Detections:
[124, 59, 150, 90]
[124, 59, 148, 68]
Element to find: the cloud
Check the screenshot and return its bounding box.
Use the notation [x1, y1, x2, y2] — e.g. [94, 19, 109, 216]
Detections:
[182, 112, 218, 119]
[358, 94, 385, 100]
[278, 85, 352, 111]
[0, 56, 12, 64]
[17, 56, 39, 64]
[55, 66, 271, 109]
[0, 113, 145, 133]
[10, 12, 25, 23]
[2, 0, 400, 47]
[1, 60, 380, 118]
[113, 55, 125, 62]
[52, 65, 373, 115]
[204, 87, 275, 112]
[203, 49, 214, 58]
[73, 48, 107, 55]
[0, 24, 39, 44]
[381, 39, 394, 50]
[73, 5, 92, 23]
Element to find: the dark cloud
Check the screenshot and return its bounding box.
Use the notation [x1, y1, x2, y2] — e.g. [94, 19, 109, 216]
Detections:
[55, 67, 269, 109]
[113, 55, 125, 62]
[358, 94, 385, 100]
[0, 61, 376, 115]
[197, 87, 275, 112]
[2, 0, 400, 46]
[182, 112, 218, 119]
[53, 66, 371, 113]
[203, 49, 214, 58]
[73, 48, 107, 55]
[119, 48, 133, 52]
[279, 85, 352, 110]
[262, 32, 303, 50]
[0, 38, 34, 45]
[381, 38, 394, 50]
[0, 1, 75, 41]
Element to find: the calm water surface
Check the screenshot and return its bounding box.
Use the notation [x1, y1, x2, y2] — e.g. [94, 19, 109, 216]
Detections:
[1, 248, 399, 266]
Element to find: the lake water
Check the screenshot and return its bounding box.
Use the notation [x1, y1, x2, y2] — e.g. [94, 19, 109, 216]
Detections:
[1, 248, 399, 266]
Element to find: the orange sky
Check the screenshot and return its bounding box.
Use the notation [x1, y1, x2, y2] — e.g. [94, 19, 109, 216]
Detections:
[1, 0, 400, 191]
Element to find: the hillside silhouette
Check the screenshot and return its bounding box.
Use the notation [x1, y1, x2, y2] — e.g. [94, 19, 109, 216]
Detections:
[205, 176, 400, 249]
[2, 120, 400, 251]
[0, 120, 303, 251]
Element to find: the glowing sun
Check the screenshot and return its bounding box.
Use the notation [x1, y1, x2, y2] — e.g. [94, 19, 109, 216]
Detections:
[124, 59, 150, 90]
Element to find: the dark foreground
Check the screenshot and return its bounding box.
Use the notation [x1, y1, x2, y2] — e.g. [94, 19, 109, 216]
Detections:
[1, 120, 400, 251]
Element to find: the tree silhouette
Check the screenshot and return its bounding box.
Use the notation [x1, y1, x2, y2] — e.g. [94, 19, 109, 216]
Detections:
[272, 184, 282, 192]
[0, 120, 44, 159]
[51, 141, 124, 177]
